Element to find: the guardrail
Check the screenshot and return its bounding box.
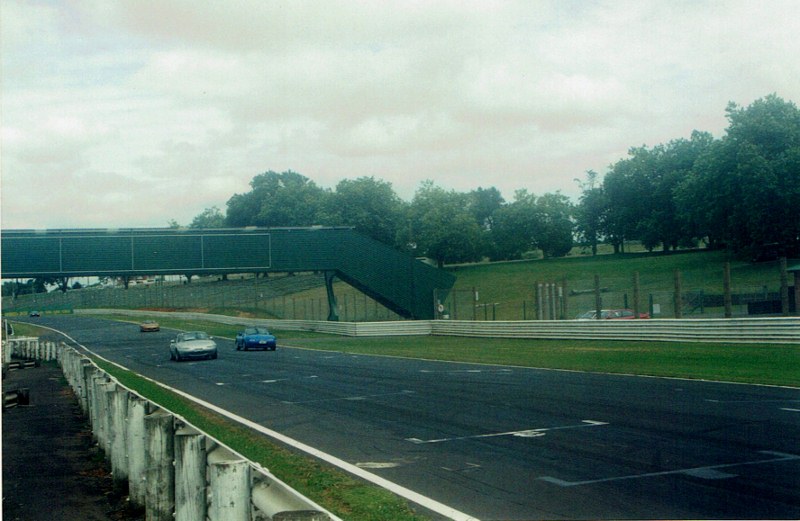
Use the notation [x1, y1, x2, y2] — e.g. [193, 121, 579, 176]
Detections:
[55, 343, 340, 521]
[79, 309, 800, 344]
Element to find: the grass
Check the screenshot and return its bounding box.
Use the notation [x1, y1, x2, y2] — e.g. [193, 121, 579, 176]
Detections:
[96, 314, 800, 386]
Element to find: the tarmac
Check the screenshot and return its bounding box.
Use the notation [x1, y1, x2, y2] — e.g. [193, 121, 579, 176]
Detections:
[2, 360, 143, 521]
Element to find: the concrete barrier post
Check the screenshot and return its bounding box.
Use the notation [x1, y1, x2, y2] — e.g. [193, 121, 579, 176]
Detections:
[91, 375, 111, 449]
[77, 359, 93, 413]
[82, 363, 98, 418]
[145, 411, 175, 521]
[126, 394, 149, 507]
[174, 425, 208, 521]
[110, 388, 129, 484]
[100, 382, 117, 456]
[208, 447, 250, 521]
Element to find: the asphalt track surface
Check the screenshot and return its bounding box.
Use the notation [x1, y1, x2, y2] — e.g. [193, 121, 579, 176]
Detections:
[26, 315, 800, 520]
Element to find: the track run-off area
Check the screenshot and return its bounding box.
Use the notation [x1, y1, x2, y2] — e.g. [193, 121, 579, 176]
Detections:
[25, 315, 800, 520]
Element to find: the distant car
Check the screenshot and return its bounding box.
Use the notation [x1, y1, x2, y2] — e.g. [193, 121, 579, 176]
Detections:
[139, 320, 160, 332]
[235, 326, 277, 351]
[29, 310, 40, 318]
[169, 331, 218, 361]
[576, 309, 650, 320]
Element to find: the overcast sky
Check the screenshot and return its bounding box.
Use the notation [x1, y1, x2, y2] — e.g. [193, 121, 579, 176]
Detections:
[2, 1, 799, 230]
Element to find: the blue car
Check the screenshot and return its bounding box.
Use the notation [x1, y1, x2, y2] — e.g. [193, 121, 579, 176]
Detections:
[235, 326, 277, 351]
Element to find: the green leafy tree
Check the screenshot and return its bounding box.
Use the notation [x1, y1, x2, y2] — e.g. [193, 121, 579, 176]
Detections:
[190, 206, 226, 228]
[535, 192, 574, 258]
[677, 94, 800, 256]
[324, 177, 404, 245]
[574, 171, 606, 255]
[226, 170, 329, 227]
[403, 181, 484, 267]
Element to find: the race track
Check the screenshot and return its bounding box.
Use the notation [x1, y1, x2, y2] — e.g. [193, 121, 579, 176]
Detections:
[25, 315, 800, 520]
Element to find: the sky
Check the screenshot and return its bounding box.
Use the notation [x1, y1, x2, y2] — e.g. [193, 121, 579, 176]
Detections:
[2, 0, 800, 230]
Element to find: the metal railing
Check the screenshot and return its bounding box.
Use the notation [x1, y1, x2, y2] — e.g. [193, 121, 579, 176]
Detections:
[78, 309, 800, 344]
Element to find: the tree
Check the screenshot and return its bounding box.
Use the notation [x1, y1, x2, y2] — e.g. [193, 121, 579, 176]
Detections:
[226, 170, 330, 228]
[574, 171, 606, 255]
[190, 206, 226, 228]
[535, 192, 574, 258]
[324, 177, 404, 245]
[489, 190, 540, 260]
[403, 181, 484, 267]
[677, 94, 800, 257]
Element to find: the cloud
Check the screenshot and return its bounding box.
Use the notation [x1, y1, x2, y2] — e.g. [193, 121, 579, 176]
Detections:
[2, 0, 800, 229]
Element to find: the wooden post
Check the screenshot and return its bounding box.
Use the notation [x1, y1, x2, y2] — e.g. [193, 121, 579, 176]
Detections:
[594, 275, 602, 319]
[175, 426, 207, 521]
[780, 257, 789, 316]
[723, 262, 732, 318]
[145, 411, 175, 521]
[794, 270, 800, 317]
[633, 271, 641, 318]
[673, 270, 683, 318]
[561, 277, 569, 320]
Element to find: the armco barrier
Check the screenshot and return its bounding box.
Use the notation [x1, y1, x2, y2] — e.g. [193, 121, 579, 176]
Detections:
[56, 344, 340, 521]
[78, 309, 800, 344]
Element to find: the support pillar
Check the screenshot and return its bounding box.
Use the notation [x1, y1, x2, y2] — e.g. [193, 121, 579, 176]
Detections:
[324, 271, 339, 322]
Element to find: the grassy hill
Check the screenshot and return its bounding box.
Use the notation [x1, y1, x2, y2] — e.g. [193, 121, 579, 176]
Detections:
[3, 248, 789, 321]
[445, 249, 785, 320]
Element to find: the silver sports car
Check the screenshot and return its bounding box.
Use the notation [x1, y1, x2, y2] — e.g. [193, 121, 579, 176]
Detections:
[169, 331, 218, 361]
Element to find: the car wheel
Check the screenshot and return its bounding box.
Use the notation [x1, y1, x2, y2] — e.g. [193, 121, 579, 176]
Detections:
[211, 352, 218, 360]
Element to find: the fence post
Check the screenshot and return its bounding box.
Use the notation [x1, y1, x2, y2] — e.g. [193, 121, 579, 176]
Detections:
[175, 425, 208, 521]
[208, 447, 251, 521]
[594, 275, 602, 319]
[673, 270, 683, 318]
[145, 411, 176, 521]
[633, 271, 641, 318]
[723, 262, 733, 318]
[780, 257, 790, 316]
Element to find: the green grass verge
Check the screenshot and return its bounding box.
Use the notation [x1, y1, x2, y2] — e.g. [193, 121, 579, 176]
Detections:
[98, 314, 800, 387]
[91, 357, 431, 521]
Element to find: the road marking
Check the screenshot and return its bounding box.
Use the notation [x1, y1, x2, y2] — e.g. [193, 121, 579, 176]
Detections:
[407, 420, 608, 444]
[419, 368, 513, 374]
[356, 461, 402, 469]
[282, 389, 415, 405]
[539, 450, 800, 487]
[781, 407, 800, 412]
[442, 462, 482, 473]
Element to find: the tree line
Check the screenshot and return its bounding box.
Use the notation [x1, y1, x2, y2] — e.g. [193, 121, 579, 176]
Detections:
[5, 94, 797, 297]
[187, 94, 798, 267]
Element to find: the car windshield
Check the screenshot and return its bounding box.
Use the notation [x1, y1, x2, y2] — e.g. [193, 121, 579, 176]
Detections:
[245, 327, 269, 335]
[179, 332, 209, 341]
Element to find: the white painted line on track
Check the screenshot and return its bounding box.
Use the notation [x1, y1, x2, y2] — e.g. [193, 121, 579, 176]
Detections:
[781, 407, 800, 412]
[407, 420, 608, 444]
[48, 326, 480, 521]
[539, 450, 800, 487]
[283, 389, 415, 405]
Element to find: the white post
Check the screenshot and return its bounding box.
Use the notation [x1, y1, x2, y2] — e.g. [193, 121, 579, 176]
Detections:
[110, 388, 129, 484]
[174, 425, 208, 521]
[208, 446, 250, 521]
[145, 410, 175, 521]
[126, 394, 149, 507]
